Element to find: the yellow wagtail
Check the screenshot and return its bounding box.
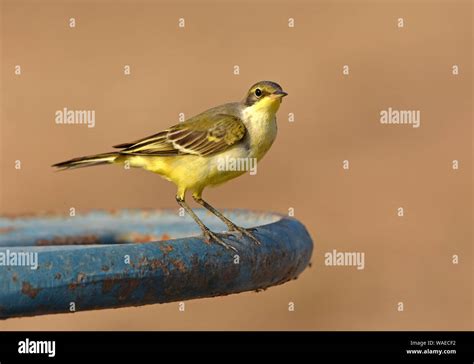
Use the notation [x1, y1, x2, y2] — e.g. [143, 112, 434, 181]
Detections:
[53, 81, 288, 252]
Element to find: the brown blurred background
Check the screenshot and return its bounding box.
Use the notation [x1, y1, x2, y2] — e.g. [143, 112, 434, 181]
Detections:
[0, 0, 472, 330]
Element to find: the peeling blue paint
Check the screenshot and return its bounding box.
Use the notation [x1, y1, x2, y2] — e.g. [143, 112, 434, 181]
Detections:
[0, 209, 313, 319]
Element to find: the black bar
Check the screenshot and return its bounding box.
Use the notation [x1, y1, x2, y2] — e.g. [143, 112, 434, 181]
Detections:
[0, 332, 472, 360]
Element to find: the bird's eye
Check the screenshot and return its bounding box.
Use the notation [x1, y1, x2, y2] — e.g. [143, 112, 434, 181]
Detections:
[255, 88, 262, 97]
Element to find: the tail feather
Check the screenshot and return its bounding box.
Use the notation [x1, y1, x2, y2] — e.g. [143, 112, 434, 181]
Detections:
[52, 152, 118, 170]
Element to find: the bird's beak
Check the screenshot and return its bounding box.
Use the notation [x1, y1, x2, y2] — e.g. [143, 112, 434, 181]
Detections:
[272, 90, 288, 98]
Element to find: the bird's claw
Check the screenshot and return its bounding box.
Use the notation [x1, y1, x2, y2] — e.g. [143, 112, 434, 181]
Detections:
[227, 225, 261, 246]
[203, 230, 238, 253]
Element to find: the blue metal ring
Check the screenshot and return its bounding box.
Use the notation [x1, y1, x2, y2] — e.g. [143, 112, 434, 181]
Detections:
[0, 209, 313, 319]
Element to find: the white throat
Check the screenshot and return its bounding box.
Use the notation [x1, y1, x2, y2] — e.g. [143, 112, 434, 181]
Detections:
[241, 105, 278, 161]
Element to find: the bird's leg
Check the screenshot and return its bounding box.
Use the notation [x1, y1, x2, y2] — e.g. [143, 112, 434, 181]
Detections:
[192, 194, 261, 246]
[175, 196, 237, 252]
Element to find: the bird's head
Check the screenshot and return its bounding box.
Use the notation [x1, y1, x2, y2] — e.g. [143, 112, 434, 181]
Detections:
[243, 81, 288, 114]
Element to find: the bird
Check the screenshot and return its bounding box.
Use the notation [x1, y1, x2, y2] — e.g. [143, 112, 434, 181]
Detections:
[53, 81, 288, 252]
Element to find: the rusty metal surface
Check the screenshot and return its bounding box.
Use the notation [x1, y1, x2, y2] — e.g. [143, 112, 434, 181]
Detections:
[0, 209, 313, 319]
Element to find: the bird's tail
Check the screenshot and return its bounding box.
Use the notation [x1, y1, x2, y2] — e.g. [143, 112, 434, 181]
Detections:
[52, 152, 119, 170]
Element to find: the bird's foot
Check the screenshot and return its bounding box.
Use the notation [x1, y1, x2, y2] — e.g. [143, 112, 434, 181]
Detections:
[203, 229, 238, 253]
[226, 224, 261, 246]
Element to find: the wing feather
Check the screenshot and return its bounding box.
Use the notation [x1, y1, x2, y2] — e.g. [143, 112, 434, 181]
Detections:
[115, 111, 246, 157]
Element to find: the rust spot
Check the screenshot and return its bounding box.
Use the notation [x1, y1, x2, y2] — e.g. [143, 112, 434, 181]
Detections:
[12, 273, 18, 282]
[160, 233, 171, 241]
[170, 259, 186, 273]
[137, 256, 170, 275]
[102, 279, 115, 294]
[36, 234, 100, 246]
[159, 244, 174, 254]
[123, 232, 160, 244]
[0, 226, 15, 234]
[149, 259, 169, 275]
[101, 265, 110, 272]
[54, 272, 62, 280]
[21, 282, 41, 299]
[68, 273, 86, 291]
[137, 256, 148, 268]
[117, 279, 140, 301]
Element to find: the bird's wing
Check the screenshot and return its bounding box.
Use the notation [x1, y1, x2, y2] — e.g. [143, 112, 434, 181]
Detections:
[114, 113, 247, 157]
